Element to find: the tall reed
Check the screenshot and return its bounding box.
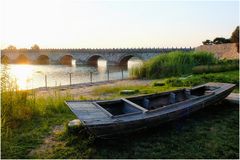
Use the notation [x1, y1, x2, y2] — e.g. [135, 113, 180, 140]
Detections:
[130, 51, 218, 79]
[1, 61, 72, 135]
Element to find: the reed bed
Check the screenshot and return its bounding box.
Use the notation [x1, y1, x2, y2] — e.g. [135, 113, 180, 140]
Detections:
[130, 51, 218, 78]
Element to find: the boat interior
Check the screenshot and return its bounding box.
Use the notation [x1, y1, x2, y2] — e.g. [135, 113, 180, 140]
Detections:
[96, 85, 220, 117]
[96, 99, 143, 117]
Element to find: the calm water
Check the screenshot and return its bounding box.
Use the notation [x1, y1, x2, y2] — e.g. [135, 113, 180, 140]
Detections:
[2, 58, 142, 90]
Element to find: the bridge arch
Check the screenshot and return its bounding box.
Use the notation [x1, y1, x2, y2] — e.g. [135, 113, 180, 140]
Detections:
[1, 55, 9, 63]
[118, 55, 143, 66]
[15, 54, 30, 64]
[36, 55, 50, 64]
[59, 55, 74, 65]
[86, 55, 106, 66]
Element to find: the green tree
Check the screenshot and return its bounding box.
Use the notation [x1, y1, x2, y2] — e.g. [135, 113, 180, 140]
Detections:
[202, 39, 213, 45]
[31, 44, 40, 50]
[213, 37, 231, 44]
[230, 26, 239, 43]
[5, 45, 17, 50]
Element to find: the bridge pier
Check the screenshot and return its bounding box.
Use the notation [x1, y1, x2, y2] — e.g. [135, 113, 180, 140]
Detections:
[76, 60, 86, 65]
[107, 61, 119, 66]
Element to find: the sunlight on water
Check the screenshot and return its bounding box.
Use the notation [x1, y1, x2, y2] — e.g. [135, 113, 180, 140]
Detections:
[2, 58, 142, 90]
[128, 57, 143, 69]
[9, 64, 34, 90]
[97, 58, 107, 80]
[97, 58, 107, 72]
[71, 59, 76, 66]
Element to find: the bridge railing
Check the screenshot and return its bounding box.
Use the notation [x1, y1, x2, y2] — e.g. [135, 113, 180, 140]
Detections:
[1, 47, 194, 54]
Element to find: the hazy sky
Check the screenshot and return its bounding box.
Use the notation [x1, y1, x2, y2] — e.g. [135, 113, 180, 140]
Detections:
[0, 0, 239, 49]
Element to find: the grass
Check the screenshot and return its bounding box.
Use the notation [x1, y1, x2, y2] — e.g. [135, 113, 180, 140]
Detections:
[27, 102, 239, 159]
[1, 62, 76, 158]
[93, 103, 238, 159]
[130, 51, 218, 78]
[192, 63, 238, 74]
[92, 83, 182, 99]
[165, 70, 239, 88]
[1, 61, 239, 159]
[1, 113, 75, 159]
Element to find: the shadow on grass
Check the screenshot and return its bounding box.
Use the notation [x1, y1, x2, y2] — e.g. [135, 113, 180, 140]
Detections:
[92, 102, 239, 159]
[2, 102, 238, 159]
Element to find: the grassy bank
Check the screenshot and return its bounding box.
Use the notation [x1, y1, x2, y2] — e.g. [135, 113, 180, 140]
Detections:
[1, 62, 75, 158]
[1, 67, 239, 158]
[1, 89, 75, 158]
[28, 100, 239, 159]
[130, 51, 239, 78]
[165, 70, 239, 87]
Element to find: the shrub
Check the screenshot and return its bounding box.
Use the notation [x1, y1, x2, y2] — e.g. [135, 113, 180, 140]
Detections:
[165, 78, 184, 87]
[192, 63, 239, 74]
[152, 82, 165, 86]
[120, 89, 139, 95]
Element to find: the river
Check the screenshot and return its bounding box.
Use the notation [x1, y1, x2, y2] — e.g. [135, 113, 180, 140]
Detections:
[2, 58, 142, 90]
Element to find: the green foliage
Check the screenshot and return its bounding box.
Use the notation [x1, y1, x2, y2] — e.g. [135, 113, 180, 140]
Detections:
[213, 37, 231, 44]
[165, 70, 239, 87]
[1, 114, 75, 159]
[120, 89, 139, 95]
[31, 44, 40, 50]
[217, 58, 239, 65]
[5, 45, 17, 50]
[93, 83, 180, 99]
[202, 39, 213, 45]
[202, 26, 239, 45]
[1, 63, 75, 158]
[152, 82, 165, 86]
[131, 51, 218, 79]
[93, 104, 239, 159]
[202, 37, 231, 45]
[192, 64, 238, 74]
[13, 102, 238, 159]
[1, 63, 73, 135]
[1, 64, 239, 159]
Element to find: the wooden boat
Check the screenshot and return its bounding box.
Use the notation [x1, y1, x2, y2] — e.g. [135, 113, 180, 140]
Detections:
[65, 82, 235, 137]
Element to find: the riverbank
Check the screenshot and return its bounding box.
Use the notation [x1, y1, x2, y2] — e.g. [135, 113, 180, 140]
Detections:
[35, 79, 153, 98]
[2, 70, 239, 159]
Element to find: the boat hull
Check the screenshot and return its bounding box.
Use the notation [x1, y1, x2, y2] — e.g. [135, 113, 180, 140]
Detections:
[66, 82, 235, 138]
[86, 84, 235, 137]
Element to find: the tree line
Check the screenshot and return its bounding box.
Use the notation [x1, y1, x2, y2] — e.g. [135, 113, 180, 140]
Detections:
[202, 26, 239, 45]
[5, 44, 40, 51]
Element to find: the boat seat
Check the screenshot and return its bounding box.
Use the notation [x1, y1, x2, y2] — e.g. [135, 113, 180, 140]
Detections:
[169, 93, 176, 104]
[185, 89, 191, 98]
[143, 98, 150, 109]
[204, 90, 214, 95]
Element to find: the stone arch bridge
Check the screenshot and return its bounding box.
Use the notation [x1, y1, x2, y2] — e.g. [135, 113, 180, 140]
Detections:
[1, 48, 192, 66]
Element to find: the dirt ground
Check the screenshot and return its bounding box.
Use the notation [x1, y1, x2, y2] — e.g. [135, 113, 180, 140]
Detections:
[35, 79, 153, 98]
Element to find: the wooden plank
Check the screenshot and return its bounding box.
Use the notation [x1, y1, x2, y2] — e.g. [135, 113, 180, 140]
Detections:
[65, 101, 112, 124]
[224, 93, 239, 105]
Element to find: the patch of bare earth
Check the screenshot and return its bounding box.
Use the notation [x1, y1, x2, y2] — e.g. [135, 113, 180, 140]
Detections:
[35, 79, 152, 99]
[28, 125, 65, 158]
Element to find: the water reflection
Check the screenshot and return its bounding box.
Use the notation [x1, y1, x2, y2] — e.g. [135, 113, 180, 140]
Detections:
[97, 58, 107, 80]
[71, 59, 76, 66]
[2, 58, 142, 90]
[9, 64, 34, 89]
[97, 58, 107, 72]
[128, 57, 143, 69]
